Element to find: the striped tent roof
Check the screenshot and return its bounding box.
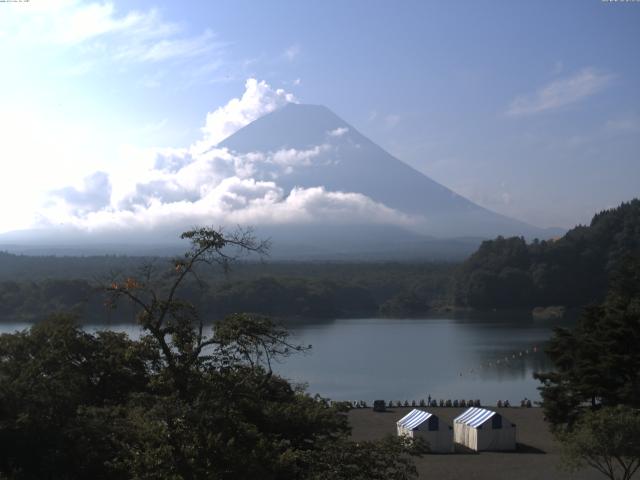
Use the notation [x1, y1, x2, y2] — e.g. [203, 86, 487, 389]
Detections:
[397, 409, 433, 430]
[454, 407, 497, 428]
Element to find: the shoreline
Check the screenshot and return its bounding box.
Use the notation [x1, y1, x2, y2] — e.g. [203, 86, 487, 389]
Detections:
[348, 407, 601, 479]
[347, 407, 602, 480]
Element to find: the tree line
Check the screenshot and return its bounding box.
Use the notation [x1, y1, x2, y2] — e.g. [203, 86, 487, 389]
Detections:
[534, 254, 640, 479]
[0, 262, 454, 322]
[1, 199, 638, 321]
[453, 199, 640, 309]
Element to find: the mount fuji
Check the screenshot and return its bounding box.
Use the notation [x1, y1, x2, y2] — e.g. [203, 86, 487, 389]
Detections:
[220, 103, 542, 239]
[0, 102, 558, 259]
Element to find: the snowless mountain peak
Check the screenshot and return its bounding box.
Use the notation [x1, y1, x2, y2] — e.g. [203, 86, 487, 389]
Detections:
[219, 102, 542, 238]
[0, 101, 556, 258]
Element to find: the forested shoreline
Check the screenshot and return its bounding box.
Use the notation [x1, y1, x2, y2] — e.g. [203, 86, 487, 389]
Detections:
[0, 261, 455, 322]
[1, 199, 638, 322]
[453, 199, 640, 309]
[0, 202, 638, 478]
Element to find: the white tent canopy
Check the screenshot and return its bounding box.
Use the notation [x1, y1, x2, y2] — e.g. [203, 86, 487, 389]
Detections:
[397, 409, 433, 431]
[455, 407, 498, 428]
[396, 409, 453, 453]
[454, 407, 516, 451]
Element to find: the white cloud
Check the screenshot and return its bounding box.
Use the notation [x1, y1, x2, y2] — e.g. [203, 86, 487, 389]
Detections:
[38, 78, 416, 235]
[0, 104, 114, 232]
[47, 171, 412, 233]
[1, 1, 222, 66]
[50, 171, 112, 214]
[284, 44, 301, 61]
[30, 76, 422, 239]
[328, 127, 349, 137]
[270, 145, 329, 166]
[199, 78, 296, 147]
[114, 142, 331, 210]
[114, 29, 219, 63]
[53, 2, 145, 45]
[506, 68, 614, 116]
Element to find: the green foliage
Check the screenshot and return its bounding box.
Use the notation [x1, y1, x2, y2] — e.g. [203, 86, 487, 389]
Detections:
[535, 256, 640, 429]
[0, 316, 360, 479]
[559, 406, 640, 480]
[209, 276, 378, 318]
[0, 262, 454, 322]
[0, 279, 100, 321]
[0, 228, 424, 479]
[379, 290, 430, 317]
[0, 315, 156, 479]
[455, 199, 640, 308]
[0, 251, 155, 282]
[299, 435, 427, 480]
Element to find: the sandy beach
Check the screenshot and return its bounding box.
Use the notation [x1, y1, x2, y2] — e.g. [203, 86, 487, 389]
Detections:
[348, 407, 603, 480]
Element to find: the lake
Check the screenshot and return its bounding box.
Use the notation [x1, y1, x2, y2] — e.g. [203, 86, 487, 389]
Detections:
[0, 313, 568, 405]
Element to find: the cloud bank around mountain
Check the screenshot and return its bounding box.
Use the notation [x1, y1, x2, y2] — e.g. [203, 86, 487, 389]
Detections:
[41, 79, 416, 235]
[50, 171, 112, 215]
[199, 78, 297, 148]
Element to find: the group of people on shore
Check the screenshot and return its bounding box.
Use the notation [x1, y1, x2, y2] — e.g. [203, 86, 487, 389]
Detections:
[341, 396, 533, 409]
[345, 398, 483, 409]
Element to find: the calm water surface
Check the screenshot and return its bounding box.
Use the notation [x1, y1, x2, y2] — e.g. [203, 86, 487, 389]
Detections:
[0, 313, 567, 405]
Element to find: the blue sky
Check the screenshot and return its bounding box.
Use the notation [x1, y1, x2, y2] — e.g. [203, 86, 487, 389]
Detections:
[0, 0, 639, 233]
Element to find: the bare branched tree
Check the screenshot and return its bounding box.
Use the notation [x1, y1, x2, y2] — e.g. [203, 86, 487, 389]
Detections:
[103, 226, 308, 395]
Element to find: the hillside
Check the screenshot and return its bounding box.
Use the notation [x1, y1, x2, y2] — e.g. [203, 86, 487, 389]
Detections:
[453, 199, 640, 308]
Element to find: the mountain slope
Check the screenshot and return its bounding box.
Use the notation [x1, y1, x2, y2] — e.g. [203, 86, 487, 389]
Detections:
[220, 103, 545, 238]
[0, 103, 559, 258]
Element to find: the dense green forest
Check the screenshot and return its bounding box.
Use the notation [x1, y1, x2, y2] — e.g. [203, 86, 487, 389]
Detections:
[453, 199, 640, 309]
[533, 255, 640, 479]
[1, 199, 638, 320]
[0, 258, 454, 322]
